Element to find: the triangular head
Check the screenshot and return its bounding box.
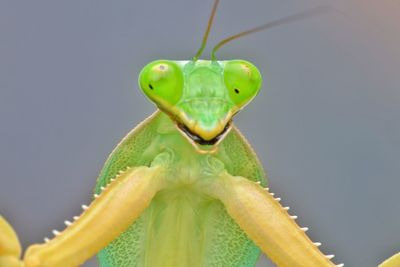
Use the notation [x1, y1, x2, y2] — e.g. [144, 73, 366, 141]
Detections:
[139, 59, 262, 149]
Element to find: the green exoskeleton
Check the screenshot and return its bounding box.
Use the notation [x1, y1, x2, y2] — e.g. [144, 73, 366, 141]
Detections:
[1, 1, 399, 267]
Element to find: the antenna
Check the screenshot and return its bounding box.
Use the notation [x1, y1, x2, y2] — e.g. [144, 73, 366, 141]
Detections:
[193, 0, 220, 61]
[211, 6, 333, 60]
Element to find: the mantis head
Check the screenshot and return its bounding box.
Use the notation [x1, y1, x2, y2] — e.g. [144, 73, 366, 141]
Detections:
[137, 0, 329, 150]
[139, 59, 262, 147]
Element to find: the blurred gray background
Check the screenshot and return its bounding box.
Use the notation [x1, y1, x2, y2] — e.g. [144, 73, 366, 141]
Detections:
[0, 0, 399, 266]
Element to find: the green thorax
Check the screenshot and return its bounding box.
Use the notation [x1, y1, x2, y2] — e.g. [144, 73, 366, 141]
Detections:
[95, 112, 267, 267]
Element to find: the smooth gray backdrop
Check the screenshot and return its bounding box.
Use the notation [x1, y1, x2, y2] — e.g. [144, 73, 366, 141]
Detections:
[1, 0, 399, 266]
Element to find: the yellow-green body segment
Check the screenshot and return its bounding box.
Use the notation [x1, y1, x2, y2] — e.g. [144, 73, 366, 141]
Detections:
[96, 111, 264, 266]
[0, 59, 398, 267]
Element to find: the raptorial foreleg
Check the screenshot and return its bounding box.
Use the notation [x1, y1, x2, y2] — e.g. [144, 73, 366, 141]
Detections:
[205, 170, 342, 267]
[0, 153, 170, 267]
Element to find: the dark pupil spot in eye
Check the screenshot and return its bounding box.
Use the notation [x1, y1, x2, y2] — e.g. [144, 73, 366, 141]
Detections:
[149, 84, 154, 90]
[234, 88, 240, 94]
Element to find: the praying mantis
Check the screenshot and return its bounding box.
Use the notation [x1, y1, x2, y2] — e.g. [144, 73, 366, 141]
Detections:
[0, 0, 400, 266]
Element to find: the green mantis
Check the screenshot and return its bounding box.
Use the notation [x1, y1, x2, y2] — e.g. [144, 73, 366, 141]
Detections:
[0, 1, 399, 266]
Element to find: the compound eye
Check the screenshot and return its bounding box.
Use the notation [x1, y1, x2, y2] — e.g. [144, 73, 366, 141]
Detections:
[223, 60, 262, 108]
[139, 60, 183, 107]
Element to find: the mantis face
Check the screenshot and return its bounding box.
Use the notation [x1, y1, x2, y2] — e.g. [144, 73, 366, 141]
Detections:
[139, 59, 262, 147]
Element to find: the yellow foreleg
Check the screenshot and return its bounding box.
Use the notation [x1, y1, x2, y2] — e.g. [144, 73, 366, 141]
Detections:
[0, 165, 166, 267]
[23, 166, 166, 267]
[207, 172, 341, 267]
